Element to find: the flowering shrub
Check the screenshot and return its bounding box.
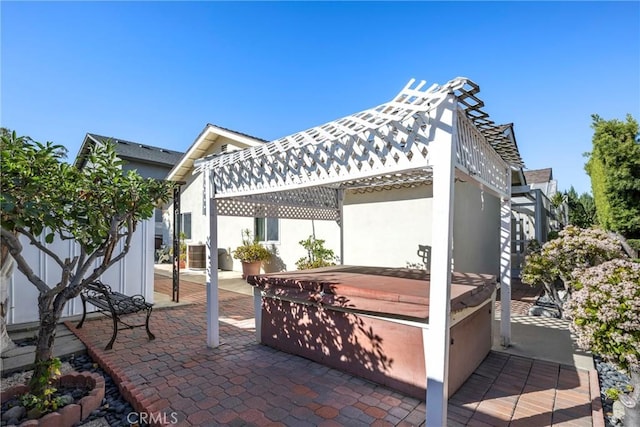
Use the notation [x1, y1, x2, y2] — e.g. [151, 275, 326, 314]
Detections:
[565, 259, 640, 372]
[521, 226, 625, 316]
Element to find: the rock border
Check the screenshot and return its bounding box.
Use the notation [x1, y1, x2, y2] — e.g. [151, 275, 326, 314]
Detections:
[0, 372, 105, 427]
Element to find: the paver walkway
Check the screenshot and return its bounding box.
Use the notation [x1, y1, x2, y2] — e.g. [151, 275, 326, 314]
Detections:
[67, 276, 602, 426]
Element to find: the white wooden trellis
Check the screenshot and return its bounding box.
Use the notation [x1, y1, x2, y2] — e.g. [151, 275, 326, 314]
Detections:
[194, 77, 523, 426]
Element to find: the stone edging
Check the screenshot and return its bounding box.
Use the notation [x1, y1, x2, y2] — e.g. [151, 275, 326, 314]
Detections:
[64, 321, 161, 426]
[0, 372, 105, 427]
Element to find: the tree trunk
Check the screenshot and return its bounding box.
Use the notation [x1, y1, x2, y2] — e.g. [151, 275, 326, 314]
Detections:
[620, 368, 640, 427]
[0, 249, 16, 353]
[542, 281, 563, 318]
[28, 293, 64, 396]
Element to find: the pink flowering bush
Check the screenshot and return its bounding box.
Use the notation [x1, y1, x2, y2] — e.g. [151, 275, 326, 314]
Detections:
[565, 259, 640, 422]
[522, 226, 625, 316]
[565, 259, 640, 371]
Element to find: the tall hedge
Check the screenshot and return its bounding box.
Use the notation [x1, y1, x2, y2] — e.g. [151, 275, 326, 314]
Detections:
[585, 114, 640, 239]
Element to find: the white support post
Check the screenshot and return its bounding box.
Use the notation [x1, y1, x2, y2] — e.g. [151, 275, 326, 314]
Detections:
[500, 169, 512, 347]
[338, 189, 345, 265]
[534, 188, 543, 242]
[206, 171, 220, 348]
[253, 287, 262, 343]
[425, 97, 457, 427]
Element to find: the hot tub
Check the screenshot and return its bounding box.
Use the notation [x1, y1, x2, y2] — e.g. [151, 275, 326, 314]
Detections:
[247, 266, 497, 399]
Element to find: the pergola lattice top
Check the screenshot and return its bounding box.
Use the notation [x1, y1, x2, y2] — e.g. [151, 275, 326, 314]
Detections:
[194, 77, 523, 220]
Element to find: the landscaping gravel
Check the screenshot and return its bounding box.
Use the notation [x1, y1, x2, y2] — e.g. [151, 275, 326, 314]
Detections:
[594, 354, 632, 427]
[67, 354, 150, 427]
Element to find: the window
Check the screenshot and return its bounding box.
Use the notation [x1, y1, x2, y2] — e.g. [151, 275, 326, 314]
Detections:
[254, 217, 279, 242]
[180, 213, 192, 240]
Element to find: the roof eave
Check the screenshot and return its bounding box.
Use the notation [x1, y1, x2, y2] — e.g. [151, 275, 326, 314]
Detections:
[167, 124, 266, 182]
[73, 133, 101, 169]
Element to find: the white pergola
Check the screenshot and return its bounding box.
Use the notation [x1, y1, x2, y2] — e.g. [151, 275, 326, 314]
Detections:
[194, 77, 523, 426]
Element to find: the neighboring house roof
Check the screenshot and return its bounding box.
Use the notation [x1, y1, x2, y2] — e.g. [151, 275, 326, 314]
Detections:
[167, 124, 266, 183]
[74, 133, 184, 170]
[523, 168, 553, 185]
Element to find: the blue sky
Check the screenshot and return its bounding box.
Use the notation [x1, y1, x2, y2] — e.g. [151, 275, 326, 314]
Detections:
[2, 1, 638, 195]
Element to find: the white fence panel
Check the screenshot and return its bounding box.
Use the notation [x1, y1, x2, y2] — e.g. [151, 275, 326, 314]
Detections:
[7, 219, 154, 325]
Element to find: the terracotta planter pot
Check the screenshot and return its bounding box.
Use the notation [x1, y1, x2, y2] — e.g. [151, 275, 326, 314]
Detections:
[241, 261, 262, 280]
[0, 372, 105, 427]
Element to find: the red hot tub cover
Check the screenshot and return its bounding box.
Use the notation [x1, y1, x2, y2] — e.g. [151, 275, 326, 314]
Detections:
[247, 265, 497, 321]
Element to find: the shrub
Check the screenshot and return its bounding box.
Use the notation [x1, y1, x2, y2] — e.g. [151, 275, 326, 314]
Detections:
[295, 235, 337, 270]
[521, 225, 625, 316]
[565, 259, 640, 372]
[232, 229, 271, 263]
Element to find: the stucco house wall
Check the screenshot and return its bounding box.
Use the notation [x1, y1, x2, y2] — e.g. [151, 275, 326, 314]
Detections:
[179, 181, 499, 276]
[342, 183, 499, 276]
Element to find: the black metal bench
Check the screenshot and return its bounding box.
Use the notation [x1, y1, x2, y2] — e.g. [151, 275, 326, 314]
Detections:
[76, 280, 155, 350]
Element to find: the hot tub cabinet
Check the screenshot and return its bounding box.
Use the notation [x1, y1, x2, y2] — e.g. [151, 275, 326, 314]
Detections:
[248, 266, 496, 399]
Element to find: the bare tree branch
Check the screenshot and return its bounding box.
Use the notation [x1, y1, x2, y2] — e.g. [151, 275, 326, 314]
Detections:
[1, 229, 50, 293]
[71, 215, 125, 288]
[84, 217, 135, 287]
[56, 229, 75, 241]
[15, 227, 66, 269]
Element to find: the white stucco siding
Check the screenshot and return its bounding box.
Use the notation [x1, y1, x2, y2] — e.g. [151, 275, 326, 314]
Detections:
[266, 219, 341, 272]
[341, 183, 500, 275]
[181, 170, 206, 244]
[206, 216, 340, 274]
[343, 186, 434, 268]
[167, 137, 262, 248]
[452, 183, 500, 276]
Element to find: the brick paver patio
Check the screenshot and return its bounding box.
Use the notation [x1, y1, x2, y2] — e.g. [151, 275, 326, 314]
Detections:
[67, 276, 603, 426]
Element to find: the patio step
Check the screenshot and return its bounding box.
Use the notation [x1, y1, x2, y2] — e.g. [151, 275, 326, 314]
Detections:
[1, 324, 86, 376]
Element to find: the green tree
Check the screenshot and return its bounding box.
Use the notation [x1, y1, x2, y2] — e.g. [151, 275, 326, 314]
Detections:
[0, 132, 173, 397]
[565, 186, 596, 229]
[0, 127, 17, 353]
[585, 114, 640, 238]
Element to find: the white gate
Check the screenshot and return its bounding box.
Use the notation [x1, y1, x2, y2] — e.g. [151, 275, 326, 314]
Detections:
[6, 219, 155, 325]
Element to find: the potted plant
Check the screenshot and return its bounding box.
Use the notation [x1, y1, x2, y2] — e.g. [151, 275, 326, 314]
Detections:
[179, 232, 187, 269]
[232, 229, 271, 279]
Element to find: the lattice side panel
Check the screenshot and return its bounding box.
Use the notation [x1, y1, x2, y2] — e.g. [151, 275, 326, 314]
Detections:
[216, 198, 339, 221]
[230, 187, 340, 210]
[455, 111, 508, 195]
[212, 112, 438, 197]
